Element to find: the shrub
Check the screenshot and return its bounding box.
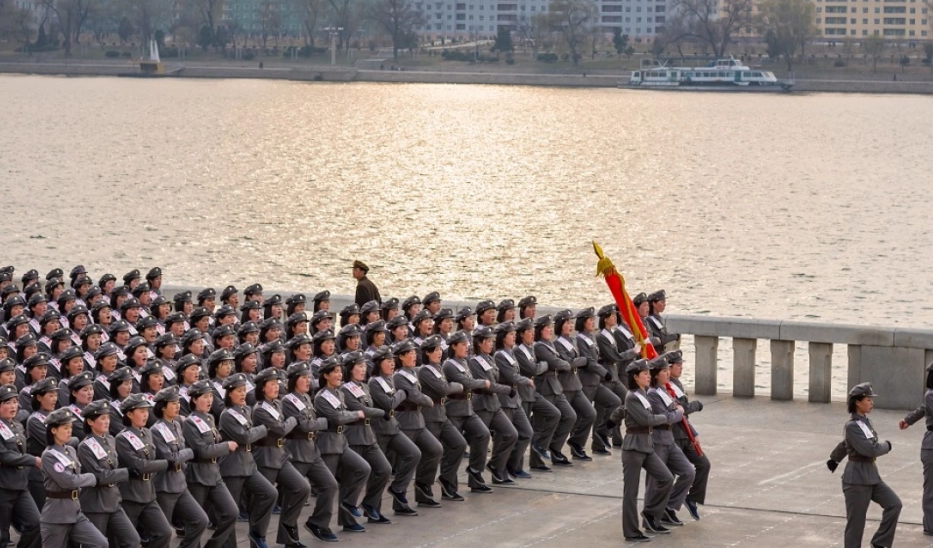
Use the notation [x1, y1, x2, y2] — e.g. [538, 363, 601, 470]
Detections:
[105, 50, 120, 58]
[537, 52, 558, 63]
[833, 60, 846, 67]
[121, 52, 132, 58]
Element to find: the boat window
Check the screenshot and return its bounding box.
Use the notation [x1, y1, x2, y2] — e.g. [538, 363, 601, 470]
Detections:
[633, 72, 640, 77]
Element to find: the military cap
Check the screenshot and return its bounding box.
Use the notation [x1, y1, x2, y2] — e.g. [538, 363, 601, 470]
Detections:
[647, 356, 670, 371]
[197, 287, 216, 302]
[45, 277, 64, 295]
[554, 309, 574, 323]
[222, 373, 249, 391]
[313, 290, 331, 303]
[28, 293, 48, 308]
[352, 260, 370, 273]
[214, 305, 236, 319]
[261, 340, 286, 355]
[392, 339, 417, 355]
[423, 292, 441, 305]
[24, 353, 50, 371]
[371, 346, 393, 363]
[263, 294, 282, 307]
[108, 366, 134, 384]
[240, 300, 261, 312]
[136, 315, 159, 331]
[46, 268, 64, 281]
[124, 335, 148, 355]
[518, 296, 537, 308]
[472, 326, 495, 340]
[21, 269, 39, 283]
[66, 305, 89, 322]
[95, 342, 120, 360]
[287, 312, 309, 328]
[0, 384, 17, 402]
[259, 317, 282, 331]
[72, 274, 91, 288]
[50, 328, 71, 341]
[220, 285, 237, 301]
[310, 330, 333, 344]
[2, 291, 24, 305]
[234, 342, 258, 359]
[69, 265, 87, 279]
[338, 324, 362, 338]
[5, 314, 28, 330]
[648, 290, 666, 303]
[412, 310, 433, 326]
[848, 382, 877, 399]
[16, 333, 37, 348]
[254, 367, 280, 388]
[318, 357, 340, 375]
[150, 295, 169, 309]
[401, 296, 421, 311]
[60, 346, 83, 364]
[244, 284, 263, 297]
[98, 273, 116, 287]
[174, 354, 201, 376]
[381, 297, 399, 311]
[91, 300, 111, 316]
[597, 304, 619, 317]
[189, 306, 211, 323]
[208, 348, 235, 365]
[0, 266, 12, 274]
[111, 285, 131, 299]
[81, 399, 110, 419]
[448, 331, 469, 346]
[131, 283, 150, 298]
[80, 324, 104, 340]
[120, 297, 141, 311]
[341, 303, 360, 316]
[173, 291, 192, 304]
[237, 321, 260, 336]
[32, 377, 59, 396]
[666, 350, 683, 364]
[122, 269, 141, 284]
[162, 312, 186, 329]
[86, 287, 104, 304]
[0, 335, 6, 347]
[455, 307, 474, 321]
[386, 315, 408, 330]
[495, 321, 516, 334]
[44, 407, 78, 427]
[360, 300, 380, 316]
[625, 359, 650, 375]
[0, 272, 11, 284]
[575, 307, 595, 319]
[476, 299, 498, 314]
[496, 299, 515, 312]
[433, 308, 454, 322]
[68, 370, 95, 391]
[286, 362, 310, 379]
[286, 293, 306, 306]
[179, 328, 204, 347]
[122, 393, 153, 412]
[23, 284, 40, 301]
[140, 359, 163, 375]
[39, 309, 62, 326]
[311, 311, 333, 326]
[534, 315, 553, 328]
[343, 350, 366, 365]
[153, 386, 180, 403]
[212, 324, 236, 341]
[632, 293, 648, 307]
[146, 267, 162, 281]
[188, 380, 213, 398]
[0, 358, 15, 373]
[367, 320, 387, 333]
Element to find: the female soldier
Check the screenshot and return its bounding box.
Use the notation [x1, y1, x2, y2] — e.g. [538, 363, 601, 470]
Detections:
[517, 296, 536, 320]
[387, 316, 409, 345]
[899, 361, 933, 534]
[125, 336, 149, 376]
[66, 371, 96, 440]
[182, 379, 239, 548]
[208, 348, 236, 422]
[492, 322, 534, 479]
[339, 352, 395, 522]
[443, 331, 492, 493]
[218, 372, 278, 548]
[379, 298, 399, 322]
[574, 307, 621, 456]
[153, 333, 179, 366]
[151, 296, 172, 334]
[262, 294, 283, 322]
[19, 353, 49, 409]
[0, 384, 42, 548]
[150, 386, 208, 548]
[363, 320, 388, 372]
[237, 322, 260, 348]
[644, 356, 695, 527]
[496, 299, 516, 324]
[251, 368, 310, 548]
[77, 400, 139, 548]
[667, 351, 709, 521]
[431, 309, 454, 360]
[286, 333, 313, 368]
[312, 291, 330, 314]
[40, 407, 108, 548]
[417, 336, 466, 500]
[843, 383, 900, 548]
[532, 316, 577, 467]
[140, 360, 166, 409]
[180, 328, 207, 360]
[284, 294, 306, 318]
[551, 310, 595, 462]
[468, 326, 517, 485]
[240, 300, 262, 325]
[336, 324, 362, 355]
[92, 342, 120, 401]
[310, 330, 336, 375]
[26, 377, 58, 510]
[618, 359, 678, 542]
[286, 313, 309, 341]
[384, 341, 442, 507]
[411, 311, 434, 347]
[339, 304, 360, 329]
[281, 362, 339, 543]
[66, 305, 89, 346]
[359, 300, 380, 329]
[596, 304, 636, 449]
[107, 367, 134, 437]
[114, 393, 173, 548]
[261, 340, 287, 374]
[80, 324, 103, 371]
[309, 311, 332, 337]
[474, 301, 497, 328]
[314, 357, 372, 533]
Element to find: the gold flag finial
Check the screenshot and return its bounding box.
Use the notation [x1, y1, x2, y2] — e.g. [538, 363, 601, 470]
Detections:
[592, 240, 616, 279]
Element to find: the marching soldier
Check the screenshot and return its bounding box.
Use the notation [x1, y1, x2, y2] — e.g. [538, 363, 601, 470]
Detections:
[597, 304, 638, 447]
[0, 384, 41, 548]
[842, 383, 901, 548]
[646, 291, 679, 351]
[899, 361, 933, 533]
[40, 408, 108, 548]
[76, 400, 139, 548]
[492, 321, 534, 479]
[106, 367, 135, 437]
[313, 291, 331, 314]
[667, 351, 710, 521]
[468, 326, 518, 485]
[532, 315, 577, 467]
[574, 308, 621, 456]
[512, 318, 559, 472]
[552, 310, 596, 462]
[25, 377, 59, 511]
[517, 296, 537, 320]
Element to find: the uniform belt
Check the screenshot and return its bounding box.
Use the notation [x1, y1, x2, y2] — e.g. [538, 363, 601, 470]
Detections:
[236, 444, 252, 452]
[355, 418, 371, 426]
[174, 463, 183, 472]
[256, 438, 285, 448]
[287, 430, 316, 440]
[655, 424, 671, 431]
[432, 396, 447, 404]
[570, 367, 577, 374]
[140, 472, 152, 481]
[396, 402, 420, 412]
[448, 392, 472, 400]
[327, 425, 345, 434]
[849, 455, 876, 463]
[46, 490, 79, 500]
[199, 457, 218, 464]
[626, 426, 653, 435]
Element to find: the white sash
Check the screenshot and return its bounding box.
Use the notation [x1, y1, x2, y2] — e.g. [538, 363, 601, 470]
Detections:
[261, 401, 280, 420]
[153, 422, 177, 443]
[635, 392, 651, 410]
[284, 393, 306, 411]
[120, 430, 145, 450]
[321, 390, 342, 409]
[85, 437, 108, 459]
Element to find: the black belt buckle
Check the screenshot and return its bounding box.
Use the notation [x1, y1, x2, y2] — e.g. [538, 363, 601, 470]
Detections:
[141, 473, 151, 481]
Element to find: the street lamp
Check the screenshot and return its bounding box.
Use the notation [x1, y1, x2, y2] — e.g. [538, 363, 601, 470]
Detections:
[324, 26, 344, 65]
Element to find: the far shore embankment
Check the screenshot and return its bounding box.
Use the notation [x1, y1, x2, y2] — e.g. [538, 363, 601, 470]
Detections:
[2, 58, 933, 94]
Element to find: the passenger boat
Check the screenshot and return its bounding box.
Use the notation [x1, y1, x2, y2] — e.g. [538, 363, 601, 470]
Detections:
[627, 58, 794, 92]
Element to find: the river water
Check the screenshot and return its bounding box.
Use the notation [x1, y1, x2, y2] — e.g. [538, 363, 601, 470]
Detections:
[2, 75, 931, 393]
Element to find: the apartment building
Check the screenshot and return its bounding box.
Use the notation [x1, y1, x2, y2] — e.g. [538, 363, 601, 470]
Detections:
[813, 0, 930, 39]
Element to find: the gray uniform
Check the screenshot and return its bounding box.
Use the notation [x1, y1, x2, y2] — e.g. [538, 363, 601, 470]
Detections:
[182, 410, 238, 548]
[620, 389, 678, 539]
[313, 387, 372, 527]
[115, 426, 173, 548]
[842, 413, 901, 548]
[281, 391, 338, 530]
[442, 357, 492, 489]
[600, 328, 636, 444]
[150, 418, 208, 548]
[217, 404, 277, 547]
[670, 377, 711, 505]
[903, 389, 933, 532]
[77, 433, 139, 548]
[417, 362, 468, 488]
[252, 398, 311, 545]
[645, 387, 696, 512]
[0, 417, 41, 548]
[339, 381, 390, 514]
[24, 411, 49, 511]
[553, 335, 597, 450]
[468, 352, 518, 478]
[533, 340, 577, 454]
[513, 343, 560, 468]
[493, 348, 534, 473]
[646, 314, 678, 351]
[576, 331, 622, 452]
[40, 443, 108, 548]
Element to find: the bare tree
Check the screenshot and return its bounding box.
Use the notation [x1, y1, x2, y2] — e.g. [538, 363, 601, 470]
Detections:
[367, 0, 422, 58]
[258, 0, 282, 49]
[544, 0, 597, 65]
[197, 0, 224, 45]
[757, 0, 816, 71]
[84, 1, 120, 48]
[292, 0, 327, 46]
[43, 0, 94, 55]
[0, 3, 34, 47]
[862, 34, 885, 73]
[328, 0, 354, 50]
[670, 0, 754, 58]
[656, 12, 691, 64]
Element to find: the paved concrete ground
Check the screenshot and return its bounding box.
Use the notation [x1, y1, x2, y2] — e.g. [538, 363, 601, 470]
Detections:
[191, 396, 933, 546]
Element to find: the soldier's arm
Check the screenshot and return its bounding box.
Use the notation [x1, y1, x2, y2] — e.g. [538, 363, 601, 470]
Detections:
[42, 451, 96, 489]
[313, 394, 361, 425]
[78, 442, 129, 484]
[219, 411, 268, 445]
[845, 421, 891, 458]
[182, 420, 231, 460]
[534, 344, 570, 372]
[628, 393, 679, 427]
[282, 398, 327, 433]
[0, 439, 38, 468]
[115, 434, 169, 474]
[152, 424, 194, 465]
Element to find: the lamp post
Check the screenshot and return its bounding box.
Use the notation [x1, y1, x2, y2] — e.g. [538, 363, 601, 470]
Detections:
[324, 26, 344, 65]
